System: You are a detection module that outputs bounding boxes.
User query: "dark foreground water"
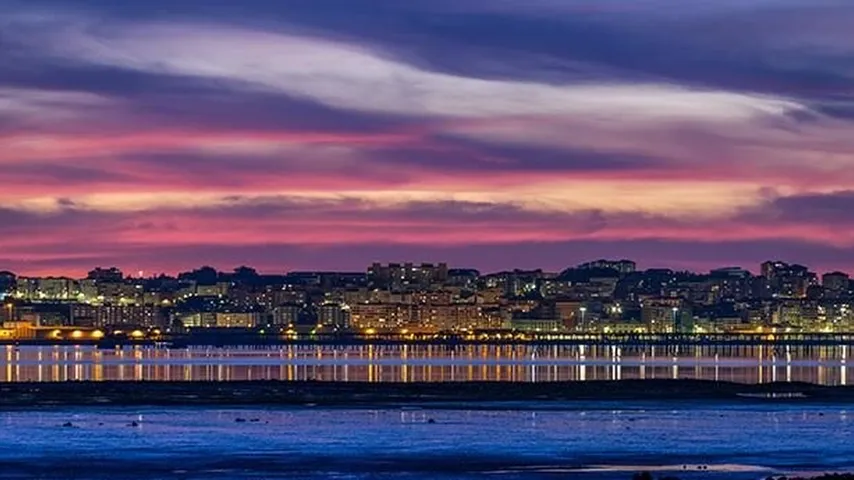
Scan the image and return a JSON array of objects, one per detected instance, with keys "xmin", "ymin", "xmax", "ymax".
[{"xmin": 1, "ymin": 402, "xmax": 852, "ymax": 479}]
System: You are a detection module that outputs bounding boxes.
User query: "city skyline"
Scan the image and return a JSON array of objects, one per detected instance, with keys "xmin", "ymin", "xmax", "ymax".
[
  {"xmin": 3, "ymin": 2, "xmax": 852, "ymax": 477},
  {"xmin": 2, "ymin": 258, "xmax": 854, "ymax": 279},
  {"xmin": 3, "ymin": 1, "xmax": 854, "ymax": 275},
  {"xmin": 4, "ymin": 259, "xmax": 854, "ymax": 338}
]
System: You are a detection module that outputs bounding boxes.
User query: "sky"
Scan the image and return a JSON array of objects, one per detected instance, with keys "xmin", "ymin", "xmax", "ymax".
[{"xmin": 1, "ymin": 0, "xmax": 853, "ymax": 276}]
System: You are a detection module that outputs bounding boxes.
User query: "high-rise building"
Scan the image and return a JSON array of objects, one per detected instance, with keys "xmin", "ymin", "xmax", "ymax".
[
  {"xmin": 760, "ymin": 261, "xmax": 816, "ymax": 298},
  {"xmin": 0, "ymin": 271, "xmax": 16, "ymax": 297},
  {"xmin": 577, "ymin": 259, "xmax": 636, "ymax": 275},
  {"xmin": 761, "ymin": 261, "xmax": 787, "ymax": 280},
  {"xmin": 822, "ymin": 272, "xmax": 850, "ymax": 299},
  {"xmin": 708, "ymin": 267, "xmax": 753, "ymax": 302},
  {"xmin": 270, "ymin": 304, "xmax": 302, "ymax": 326},
  {"xmin": 86, "ymin": 267, "xmax": 124, "ymax": 283},
  {"xmin": 318, "ymin": 302, "xmax": 351, "ymax": 329},
  {"xmin": 367, "ymin": 263, "xmax": 449, "ymax": 289}
]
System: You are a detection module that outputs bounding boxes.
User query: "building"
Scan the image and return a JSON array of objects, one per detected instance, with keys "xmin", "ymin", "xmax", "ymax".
[
  {"xmin": 270, "ymin": 304, "xmax": 302, "ymax": 326},
  {"xmin": 71, "ymin": 304, "xmax": 165, "ymax": 328},
  {"xmin": 195, "ymin": 282, "xmax": 230, "ymax": 297},
  {"xmin": 510, "ymin": 316, "xmax": 561, "ymax": 332},
  {"xmin": 95, "ymin": 281, "xmax": 140, "ymax": 305},
  {"xmin": 262, "ymin": 287, "xmax": 307, "ymax": 308},
  {"xmin": 349, "ymin": 303, "xmax": 408, "ymax": 329},
  {"xmin": 577, "ymin": 259, "xmax": 636, "ymax": 275},
  {"xmin": 215, "ymin": 312, "xmax": 259, "ymax": 328},
  {"xmin": 446, "ymin": 269, "xmax": 480, "ymax": 288},
  {"xmin": 367, "ymin": 263, "xmax": 449, "ymax": 289},
  {"xmin": 641, "ymin": 298, "xmax": 692, "ymax": 333},
  {"xmin": 178, "ymin": 312, "xmax": 216, "ymax": 328},
  {"xmin": 87, "ymin": 267, "xmax": 124, "ymax": 282},
  {"xmin": 14, "ymin": 277, "xmax": 79, "ymax": 301},
  {"xmin": 411, "ymin": 304, "xmax": 484, "ymax": 331},
  {"xmin": 480, "ymin": 306, "xmax": 510, "ymax": 330},
  {"xmin": 554, "ymin": 300, "xmax": 584, "ymax": 330},
  {"xmin": 707, "ymin": 267, "xmax": 753, "ymax": 302},
  {"xmin": 0, "ymin": 271, "xmax": 16, "ymax": 296},
  {"xmin": 772, "ymin": 301, "xmax": 820, "ymax": 330},
  {"xmin": 13, "ymin": 304, "xmax": 72, "ymax": 326},
  {"xmin": 760, "ymin": 261, "xmax": 817, "ymax": 298},
  {"xmin": 0, "ymin": 322, "xmax": 35, "ymax": 339},
  {"xmin": 819, "ymin": 303, "xmax": 854, "ymax": 331},
  {"xmin": 318, "ymin": 302, "xmax": 351, "ymax": 329},
  {"xmin": 823, "ymin": 272, "xmax": 850, "ymax": 299}
]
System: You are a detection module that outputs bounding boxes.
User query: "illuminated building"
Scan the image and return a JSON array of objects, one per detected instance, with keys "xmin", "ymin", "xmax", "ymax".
[
  {"xmin": 367, "ymin": 263, "xmax": 449, "ymax": 289},
  {"xmin": 819, "ymin": 303, "xmax": 854, "ymax": 331},
  {"xmin": 261, "ymin": 287, "xmax": 306, "ymax": 309},
  {"xmin": 349, "ymin": 303, "xmax": 408, "ymax": 329},
  {"xmin": 271, "ymin": 304, "xmax": 302, "ymax": 326},
  {"xmin": 94, "ymin": 281, "xmax": 140, "ymax": 305},
  {"xmin": 760, "ymin": 261, "xmax": 817, "ymax": 298},
  {"xmin": 195, "ymin": 282, "xmax": 231, "ymax": 297},
  {"xmin": 71, "ymin": 304, "xmax": 165, "ymax": 328},
  {"xmin": 411, "ymin": 304, "xmax": 483, "ymax": 331},
  {"xmin": 772, "ymin": 301, "xmax": 820, "ymax": 330},
  {"xmin": 0, "ymin": 322, "xmax": 35, "ymax": 339},
  {"xmin": 554, "ymin": 301, "xmax": 584, "ymax": 330},
  {"xmin": 14, "ymin": 277, "xmax": 79, "ymax": 301},
  {"xmin": 4, "ymin": 259, "xmax": 854, "ymax": 336},
  {"xmin": 215, "ymin": 312, "xmax": 259, "ymax": 328},
  {"xmin": 577, "ymin": 259, "xmax": 636, "ymax": 274},
  {"xmin": 318, "ymin": 302, "xmax": 351, "ymax": 329},
  {"xmin": 641, "ymin": 298, "xmax": 692, "ymax": 333},
  {"xmin": 510, "ymin": 317, "xmax": 561, "ymax": 332},
  {"xmin": 179, "ymin": 312, "xmax": 216, "ymax": 328}
]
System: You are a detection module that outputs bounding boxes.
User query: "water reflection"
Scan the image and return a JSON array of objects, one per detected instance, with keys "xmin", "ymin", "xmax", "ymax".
[{"xmin": 0, "ymin": 344, "xmax": 851, "ymax": 384}]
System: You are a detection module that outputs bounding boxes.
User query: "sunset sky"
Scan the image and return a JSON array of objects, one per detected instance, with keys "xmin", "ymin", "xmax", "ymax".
[{"xmin": 2, "ymin": 0, "xmax": 854, "ymax": 276}]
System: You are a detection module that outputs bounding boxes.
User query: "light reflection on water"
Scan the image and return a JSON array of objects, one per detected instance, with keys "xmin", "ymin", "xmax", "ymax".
[{"xmin": 0, "ymin": 344, "xmax": 851, "ymax": 384}]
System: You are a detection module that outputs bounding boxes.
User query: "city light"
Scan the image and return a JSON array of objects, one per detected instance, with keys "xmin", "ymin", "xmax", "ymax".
[{"xmin": 0, "ymin": 260, "xmax": 848, "ymax": 342}]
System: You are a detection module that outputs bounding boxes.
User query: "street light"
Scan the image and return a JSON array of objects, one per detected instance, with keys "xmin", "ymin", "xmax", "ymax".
[
  {"xmin": 672, "ymin": 307, "xmax": 680, "ymax": 333},
  {"xmin": 579, "ymin": 306, "xmax": 587, "ymax": 331}
]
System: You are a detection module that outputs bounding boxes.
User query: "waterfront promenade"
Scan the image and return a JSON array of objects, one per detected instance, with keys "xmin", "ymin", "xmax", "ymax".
[{"xmin": 5, "ymin": 332, "xmax": 854, "ymax": 347}]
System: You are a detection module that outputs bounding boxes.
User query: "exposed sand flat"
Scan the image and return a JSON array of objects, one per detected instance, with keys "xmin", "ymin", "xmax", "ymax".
[{"xmin": 1, "ymin": 379, "xmax": 854, "ymax": 407}]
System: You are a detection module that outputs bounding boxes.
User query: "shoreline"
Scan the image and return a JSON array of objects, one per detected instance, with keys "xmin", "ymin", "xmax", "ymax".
[
  {"xmin": 5, "ymin": 339, "xmax": 854, "ymax": 347},
  {"xmin": 4, "ymin": 332, "xmax": 854, "ymax": 347},
  {"xmin": 3, "ymin": 379, "xmax": 854, "ymax": 408}
]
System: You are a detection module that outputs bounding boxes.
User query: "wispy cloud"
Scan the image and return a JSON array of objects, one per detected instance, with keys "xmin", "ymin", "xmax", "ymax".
[
  {"xmin": 1, "ymin": 1, "xmax": 853, "ymax": 275},
  {"xmin": 7, "ymin": 15, "xmax": 808, "ymax": 122}
]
